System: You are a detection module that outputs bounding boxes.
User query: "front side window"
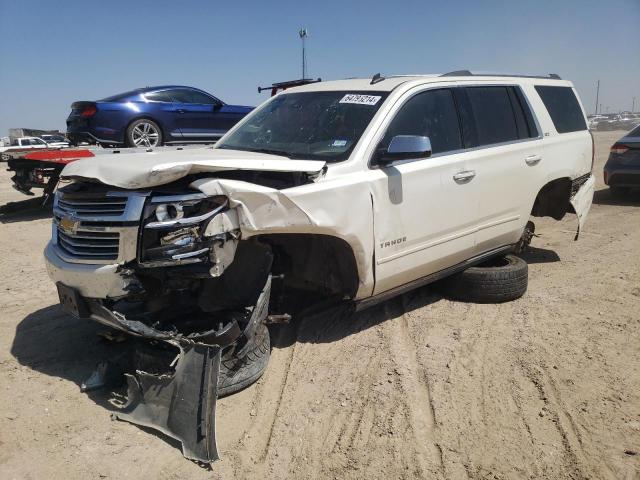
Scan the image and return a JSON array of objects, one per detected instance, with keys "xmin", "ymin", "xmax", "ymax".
[
  {"xmin": 217, "ymin": 91, "xmax": 389, "ymax": 162},
  {"xmin": 380, "ymin": 88, "xmax": 462, "ymax": 155},
  {"xmin": 535, "ymin": 86, "xmax": 587, "ymax": 133}
]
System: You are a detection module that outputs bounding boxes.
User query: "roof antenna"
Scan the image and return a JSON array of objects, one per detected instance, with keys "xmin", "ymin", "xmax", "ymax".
[{"xmin": 370, "ymin": 73, "xmax": 385, "ymax": 85}]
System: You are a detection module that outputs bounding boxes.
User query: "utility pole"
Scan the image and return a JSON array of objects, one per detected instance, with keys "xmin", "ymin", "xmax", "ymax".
[
  {"xmin": 594, "ymin": 80, "xmax": 600, "ymax": 115},
  {"xmin": 299, "ymin": 28, "xmax": 308, "ymax": 79}
]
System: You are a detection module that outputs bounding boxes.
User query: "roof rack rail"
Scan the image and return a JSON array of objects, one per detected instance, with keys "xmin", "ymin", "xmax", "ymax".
[{"xmin": 440, "ymin": 70, "xmax": 562, "ymax": 80}]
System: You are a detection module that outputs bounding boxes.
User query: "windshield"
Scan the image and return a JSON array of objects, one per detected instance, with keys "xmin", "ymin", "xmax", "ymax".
[{"xmin": 217, "ymin": 91, "xmax": 389, "ymax": 162}]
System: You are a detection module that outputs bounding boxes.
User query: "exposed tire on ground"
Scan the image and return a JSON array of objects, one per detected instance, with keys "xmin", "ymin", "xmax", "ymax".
[
  {"xmin": 218, "ymin": 321, "xmax": 271, "ymax": 397},
  {"xmin": 441, "ymin": 254, "xmax": 528, "ymax": 303},
  {"xmin": 610, "ymin": 186, "xmax": 629, "ymax": 199},
  {"xmin": 125, "ymin": 118, "xmax": 163, "ymax": 147}
]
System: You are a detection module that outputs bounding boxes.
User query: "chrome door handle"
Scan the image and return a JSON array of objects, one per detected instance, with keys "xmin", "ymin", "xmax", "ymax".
[
  {"xmin": 453, "ymin": 170, "xmax": 476, "ymax": 183},
  {"xmin": 525, "ymin": 155, "xmax": 541, "ymax": 166},
  {"xmin": 176, "ymin": 109, "xmax": 186, "ymax": 114}
]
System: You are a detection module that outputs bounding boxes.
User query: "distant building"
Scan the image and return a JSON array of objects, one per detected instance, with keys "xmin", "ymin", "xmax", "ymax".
[{"xmin": 8, "ymin": 128, "xmax": 66, "ymax": 141}]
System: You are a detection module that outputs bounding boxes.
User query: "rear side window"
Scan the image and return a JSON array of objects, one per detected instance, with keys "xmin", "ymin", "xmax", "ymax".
[
  {"xmin": 382, "ymin": 88, "xmax": 462, "ymax": 154},
  {"xmin": 465, "ymin": 87, "xmax": 519, "ymax": 145},
  {"xmin": 510, "ymin": 88, "xmax": 539, "ymax": 138},
  {"xmin": 171, "ymin": 89, "xmax": 217, "ymax": 105},
  {"xmin": 628, "ymin": 125, "xmax": 640, "ymax": 137},
  {"xmin": 535, "ymin": 86, "xmax": 587, "ymax": 133},
  {"xmin": 145, "ymin": 91, "xmax": 174, "ymax": 102}
]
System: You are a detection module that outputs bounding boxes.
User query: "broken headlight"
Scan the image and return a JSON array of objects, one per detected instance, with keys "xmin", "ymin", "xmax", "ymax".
[{"xmin": 139, "ymin": 193, "xmax": 227, "ymax": 265}]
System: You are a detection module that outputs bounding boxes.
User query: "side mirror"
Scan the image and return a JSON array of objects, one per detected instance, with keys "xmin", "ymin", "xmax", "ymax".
[
  {"xmin": 375, "ymin": 135, "xmax": 432, "ymax": 165},
  {"xmin": 212, "ymin": 102, "xmax": 223, "ymax": 111}
]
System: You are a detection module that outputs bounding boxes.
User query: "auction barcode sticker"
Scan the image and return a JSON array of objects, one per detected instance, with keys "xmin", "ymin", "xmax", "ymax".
[{"xmin": 339, "ymin": 94, "xmax": 382, "ymax": 106}]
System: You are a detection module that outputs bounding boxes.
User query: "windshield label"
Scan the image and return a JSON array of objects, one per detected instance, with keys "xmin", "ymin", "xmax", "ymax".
[
  {"xmin": 339, "ymin": 94, "xmax": 381, "ymax": 106},
  {"xmin": 332, "ymin": 139, "xmax": 348, "ymax": 147}
]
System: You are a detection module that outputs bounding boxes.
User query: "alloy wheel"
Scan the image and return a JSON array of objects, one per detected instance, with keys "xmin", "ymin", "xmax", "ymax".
[{"xmin": 132, "ymin": 122, "xmax": 160, "ymax": 147}]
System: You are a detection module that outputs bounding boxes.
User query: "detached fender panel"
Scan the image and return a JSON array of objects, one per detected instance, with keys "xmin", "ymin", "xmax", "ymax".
[{"xmin": 570, "ymin": 174, "xmax": 595, "ymax": 239}]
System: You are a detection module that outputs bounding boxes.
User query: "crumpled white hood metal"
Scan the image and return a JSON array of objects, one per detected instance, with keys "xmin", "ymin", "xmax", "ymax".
[{"xmin": 60, "ymin": 147, "xmax": 326, "ymax": 189}]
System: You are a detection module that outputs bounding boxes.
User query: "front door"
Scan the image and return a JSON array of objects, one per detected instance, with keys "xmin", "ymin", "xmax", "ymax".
[
  {"xmin": 369, "ymin": 87, "xmax": 479, "ymax": 294},
  {"xmin": 171, "ymin": 89, "xmax": 225, "ymax": 140}
]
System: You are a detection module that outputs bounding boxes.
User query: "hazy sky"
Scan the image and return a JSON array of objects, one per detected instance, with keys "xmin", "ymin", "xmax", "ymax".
[{"xmin": 0, "ymin": 0, "xmax": 638, "ymax": 135}]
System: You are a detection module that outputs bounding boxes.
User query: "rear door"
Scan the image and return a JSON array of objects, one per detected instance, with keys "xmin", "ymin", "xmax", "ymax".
[
  {"xmin": 457, "ymin": 85, "xmax": 544, "ymax": 254},
  {"xmin": 170, "ymin": 88, "xmax": 226, "ymax": 140}
]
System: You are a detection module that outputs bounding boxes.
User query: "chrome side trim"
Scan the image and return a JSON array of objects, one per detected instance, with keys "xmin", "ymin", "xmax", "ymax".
[{"xmin": 377, "ymin": 215, "xmax": 520, "ymax": 264}]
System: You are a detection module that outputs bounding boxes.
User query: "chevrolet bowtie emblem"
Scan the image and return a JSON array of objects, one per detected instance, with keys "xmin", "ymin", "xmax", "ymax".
[{"xmin": 59, "ymin": 216, "xmax": 79, "ymax": 235}]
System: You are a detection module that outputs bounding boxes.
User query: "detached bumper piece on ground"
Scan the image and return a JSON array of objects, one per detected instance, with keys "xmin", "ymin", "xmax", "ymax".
[
  {"xmin": 75, "ymin": 276, "xmax": 272, "ymax": 465},
  {"xmin": 117, "ymin": 342, "xmax": 222, "ymax": 464}
]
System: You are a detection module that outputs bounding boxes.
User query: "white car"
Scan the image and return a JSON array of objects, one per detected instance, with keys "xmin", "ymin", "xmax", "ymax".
[
  {"xmin": 43, "ymin": 71, "xmax": 595, "ymax": 463},
  {"xmin": 588, "ymin": 115, "xmax": 608, "ymax": 130},
  {"xmin": 0, "ymin": 136, "xmax": 50, "ymax": 154}
]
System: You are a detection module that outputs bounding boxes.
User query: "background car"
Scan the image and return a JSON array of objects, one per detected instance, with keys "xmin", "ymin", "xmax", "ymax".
[
  {"xmin": 617, "ymin": 114, "xmax": 640, "ymax": 131},
  {"xmin": 66, "ymin": 86, "xmax": 254, "ymax": 147},
  {"xmin": 40, "ymin": 134, "xmax": 70, "ymax": 148},
  {"xmin": 604, "ymin": 124, "xmax": 640, "ymax": 197},
  {"xmin": 588, "ymin": 115, "xmax": 609, "ymax": 130}
]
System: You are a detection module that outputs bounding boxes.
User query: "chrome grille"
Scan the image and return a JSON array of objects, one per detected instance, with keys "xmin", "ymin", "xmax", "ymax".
[
  {"xmin": 57, "ymin": 229, "xmax": 120, "ymax": 261},
  {"xmin": 52, "ymin": 186, "xmax": 148, "ymax": 264},
  {"xmin": 57, "ymin": 195, "xmax": 128, "ymax": 216}
]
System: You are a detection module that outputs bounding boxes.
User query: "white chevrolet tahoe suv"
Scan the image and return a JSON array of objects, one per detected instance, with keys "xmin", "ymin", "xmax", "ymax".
[{"xmin": 43, "ymin": 72, "xmax": 594, "ymax": 463}]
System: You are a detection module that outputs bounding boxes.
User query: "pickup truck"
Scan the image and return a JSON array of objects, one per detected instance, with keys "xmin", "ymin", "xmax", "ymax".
[{"xmin": 43, "ymin": 72, "xmax": 595, "ymax": 463}]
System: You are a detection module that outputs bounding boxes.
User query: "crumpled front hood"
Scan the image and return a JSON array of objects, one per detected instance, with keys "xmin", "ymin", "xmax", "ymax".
[{"xmin": 60, "ymin": 147, "xmax": 326, "ymax": 189}]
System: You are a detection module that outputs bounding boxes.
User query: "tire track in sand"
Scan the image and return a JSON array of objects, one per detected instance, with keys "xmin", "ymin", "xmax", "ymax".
[{"xmin": 382, "ymin": 298, "xmax": 445, "ymax": 478}]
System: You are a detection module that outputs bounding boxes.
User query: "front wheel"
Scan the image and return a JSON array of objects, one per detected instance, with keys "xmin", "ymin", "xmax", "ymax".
[{"xmin": 126, "ymin": 119, "xmax": 162, "ymax": 148}]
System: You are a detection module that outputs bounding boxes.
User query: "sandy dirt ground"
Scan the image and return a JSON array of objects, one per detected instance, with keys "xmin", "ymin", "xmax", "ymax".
[{"xmin": 0, "ymin": 131, "xmax": 639, "ymax": 480}]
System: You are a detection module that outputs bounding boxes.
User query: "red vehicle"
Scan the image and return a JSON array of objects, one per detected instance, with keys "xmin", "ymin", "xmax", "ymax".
[{"xmin": 2, "ymin": 149, "xmax": 95, "ymax": 198}]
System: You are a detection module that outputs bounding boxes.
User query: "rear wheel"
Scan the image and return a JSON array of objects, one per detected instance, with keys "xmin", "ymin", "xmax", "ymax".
[
  {"xmin": 126, "ymin": 119, "xmax": 162, "ymax": 147},
  {"xmin": 441, "ymin": 254, "xmax": 528, "ymax": 303}
]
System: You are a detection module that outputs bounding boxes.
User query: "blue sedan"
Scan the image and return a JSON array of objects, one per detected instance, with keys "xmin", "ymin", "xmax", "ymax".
[{"xmin": 66, "ymin": 86, "xmax": 253, "ymax": 147}]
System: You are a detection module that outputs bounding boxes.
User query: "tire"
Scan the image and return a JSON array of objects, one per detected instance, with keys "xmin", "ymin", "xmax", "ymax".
[
  {"xmin": 126, "ymin": 119, "xmax": 163, "ymax": 147},
  {"xmin": 442, "ymin": 254, "xmax": 528, "ymax": 303},
  {"xmin": 610, "ymin": 186, "xmax": 629, "ymax": 199},
  {"xmin": 218, "ymin": 321, "xmax": 271, "ymax": 397}
]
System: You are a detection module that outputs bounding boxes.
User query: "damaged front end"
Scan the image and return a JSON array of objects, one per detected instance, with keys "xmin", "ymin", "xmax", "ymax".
[{"xmin": 45, "ymin": 181, "xmax": 277, "ymax": 464}]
